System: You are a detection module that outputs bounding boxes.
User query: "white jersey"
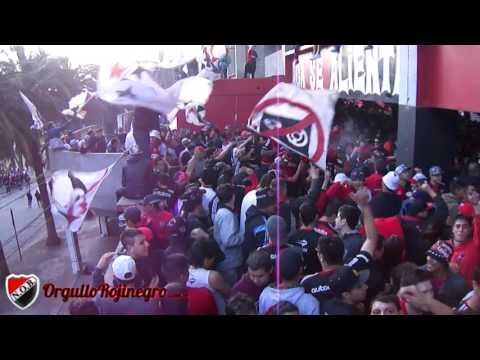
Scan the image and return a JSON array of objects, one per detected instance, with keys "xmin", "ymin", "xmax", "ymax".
[
  {"xmin": 187, "ymin": 267, "xmax": 211, "ymax": 290},
  {"xmin": 200, "ymin": 187, "xmax": 216, "ymax": 213},
  {"xmin": 240, "ymin": 189, "xmax": 257, "ymax": 239}
]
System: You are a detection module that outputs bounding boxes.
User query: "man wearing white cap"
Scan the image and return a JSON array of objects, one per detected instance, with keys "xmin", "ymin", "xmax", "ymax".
[
  {"xmin": 149, "ymin": 129, "xmax": 163, "ymax": 160},
  {"xmin": 370, "ymin": 171, "xmax": 403, "ymax": 218},
  {"xmin": 94, "ymin": 255, "xmax": 161, "ymax": 315},
  {"xmin": 394, "ymin": 164, "xmax": 412, "ymax": 200},
  {"xmin": 325, "ymin": 173, "xmax": 353, "ymax": 203}
]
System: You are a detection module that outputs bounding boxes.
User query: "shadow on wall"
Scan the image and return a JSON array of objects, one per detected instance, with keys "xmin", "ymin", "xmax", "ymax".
[{"xmin": 48, "ymin": 149, "xmax": 127, "ymax": 215}]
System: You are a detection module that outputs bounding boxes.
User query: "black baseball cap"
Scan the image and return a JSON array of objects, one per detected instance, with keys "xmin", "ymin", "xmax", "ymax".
[
  {"xmin": 144, "ymin": 194, "xmax": 162, "ymax": 205},
  {"xmin": 329, "ymin": 266, "xmax": 370, "ymax": 296},
  {"xmin": 279, "ymin": 248, "xmax": 304, "ymax": 281},
  {"xmin": 121, "ymin": 206, "xmax": 142, "ymax": 223}
]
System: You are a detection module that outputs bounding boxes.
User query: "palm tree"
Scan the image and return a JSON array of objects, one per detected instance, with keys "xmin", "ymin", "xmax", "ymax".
[{"xmin": 0, "ymin": 46, "xmax": 83, "ymax": 246}]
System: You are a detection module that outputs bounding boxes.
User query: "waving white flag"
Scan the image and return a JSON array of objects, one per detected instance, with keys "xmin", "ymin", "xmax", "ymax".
[
  {"xmin": 19, "ymin": 91, "xmax": 44, "ymax": 130},
  {"xmin": 247, "ymin": 83, "xmax": 338, "ymax": 170},
  {"xmin": 96, "ymin": 62, "xmax": 213, "ymax": 116},
  {"xmin": 61, "ymin": 90, "xmax": 95, "ymax": 119}
]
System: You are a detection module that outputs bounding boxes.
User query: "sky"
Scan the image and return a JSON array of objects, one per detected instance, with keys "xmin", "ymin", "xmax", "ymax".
[{"xmin": 0, "ymin": 45, "xmax": 187, "ymax": 67}]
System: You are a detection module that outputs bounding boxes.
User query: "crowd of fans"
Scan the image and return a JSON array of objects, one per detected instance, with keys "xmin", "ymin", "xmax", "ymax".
[
  {"xmin": 66, "ymin": 107, "xmax": 480, "ymax": 315},
  {"xmin": 0, "ymin": 166, "xmax": 30, "ymax": 193}
]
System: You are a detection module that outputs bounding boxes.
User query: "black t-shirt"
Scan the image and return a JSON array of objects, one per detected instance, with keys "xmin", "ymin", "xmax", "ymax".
[
  {"xmin": 301, "ymin": 251, "xmax": 372, "ymax": 305},
  {"xmin": 365, "ymin": 260, "xmax": 386, "ymax": 304},
  {"xmin": 289, "ymin": 228, "xmax": 322, "ymax": 275},
  {"xmin": 370, "ymin": 191, "xmax": 402, "ymax": 218},
  {"xmin": 342, "ymin": 232, "xmax": 364, "ymax": 263}
]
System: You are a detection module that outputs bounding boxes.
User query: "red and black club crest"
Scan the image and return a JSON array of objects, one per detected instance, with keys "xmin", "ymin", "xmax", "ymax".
[{"xmin": 5, "ymin": 274, "xmax": 40, "ymax": 310}]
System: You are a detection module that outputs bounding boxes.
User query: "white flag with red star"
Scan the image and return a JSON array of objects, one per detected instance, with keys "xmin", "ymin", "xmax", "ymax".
[{"xmin": 96, "ymin": 63, "xmax": 213, "ymax": 115}]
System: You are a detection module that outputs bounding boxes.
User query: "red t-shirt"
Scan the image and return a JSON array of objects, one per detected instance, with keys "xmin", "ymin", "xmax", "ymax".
[
  {"xmin": 448, "ymin": 240, "xmax": 480, "ymax": 286},
  {"xmin": 359, "ymin": 216, "xmax": 407, "ymax": 261},
  {"xmin": 448, "ymin": 215, "xmax": 480, "ymax": 285},
  {"xmin": 187, "ymin": 288, "xmax": 218, "ymax": 315},
  {"xmin": 245, "ymin": 173, "xmax": 258, "ymax": 194},
  {"xmin": 142, "ymin": 210, "xmax": 174, "ymax": 249},
  {"xmin": 364, "ymin": 173, "xmax": 383, "ymax": 195},
  {"xmin": 396, "ymin": 184, "xmax": 407, "ymax": 200},
  {"xmin": 326, "ymin": 182, "xmax": 353, "ymax": 201},
  {"xmin": 247, "ymin": 48, "xmax": 257, "ymax": 64}
]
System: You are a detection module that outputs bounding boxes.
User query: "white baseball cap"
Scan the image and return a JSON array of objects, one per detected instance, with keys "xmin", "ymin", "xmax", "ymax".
[
  {"xmin": 394, "ymin": 164, "xmax": 411, "ymax": 176},
  {"xmin": 383, "ymin": 171, "xmax": 400, "ymax": 192},
  {"xmin": 412, "ymin": 173, "xmax": 428, "ymax": 183},
  {"xmin": 149, "ymin": 129, "xmax": 162, "ymax": 140},
  {"xmin": 334, "ymin": 173, "xmax": 350, "ymax": 184},
  {"xmin": 112, "ymin": 255, "xmax": 137, "ymax": 282}
]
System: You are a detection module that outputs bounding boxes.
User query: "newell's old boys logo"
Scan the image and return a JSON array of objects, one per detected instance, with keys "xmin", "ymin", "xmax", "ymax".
[{"xmin": 5, "ymin": 274, "xmax": 40, "ymax": 310}]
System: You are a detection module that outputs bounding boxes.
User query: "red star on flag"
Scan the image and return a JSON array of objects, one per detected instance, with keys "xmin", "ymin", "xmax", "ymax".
[{"xmin": 110, "ymin": 63, "xmax": 125, "ymax": 79}]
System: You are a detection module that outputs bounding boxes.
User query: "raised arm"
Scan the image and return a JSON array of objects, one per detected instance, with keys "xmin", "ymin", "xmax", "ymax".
[
  {"xmin": 398, "ymin": 285, "xmax": 454, "ymax": 315},
  {"xmin": 351, "ymin": 187, "xmax": 378, "ymax": 257},
  {"xmin": 285, "ymin": 160, "xmax": 307, "ymax": 183},
  {"xmin": 214, "ymin": 141, "xmax": 236, "ymax": 161},
  {"xmin": 420, "ymin": 183, "xmax": 448, "ymax": 225}
]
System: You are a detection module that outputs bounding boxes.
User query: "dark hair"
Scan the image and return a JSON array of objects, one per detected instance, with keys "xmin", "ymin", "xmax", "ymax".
[
  {"xmin": 450, "ymin": 177, "xmax": 467, "ymax": 195},
  {"xmin": 259, "ymin": 171, "xmax": 275, "ymax": 189},
  {"xmin": 317, "ymin": 236, "xmax": 344, "ymax": 265},
  {"xmin": 246, "ymin": 250, "xmax": 273, "ymax": 272},
  {"xmin": 338, "ymin": 205, "xmax": 361, "ymax": 229},
  {"xmin": 400, "ymin": 268, "xmax": 432, "ymax": 287},
  {"xmin": 383, "ymin": 235, "xmax": 404, "ymax": 271},
  {"xmin": 225, "ymin": 293, "xmax": 257, "ymax": 315},
  {"xmin": 120, "ymin": 229, "xmax": 142, "ymax": 249},
  {"xmin": 216, "ymin": 184, "xmax": 235, "ymax": 204},
  {"xmin": 453, "ymin": 214, "xmax": 473, "ymax": 228},
  {"xmin": 201, "ymin": 167, "xmax": 218, "ymax": 188},
  {"xmin": 372, "ymin": 293, "xmax": 400, "ymax": 311},
  {"xmin": 162, "ymin": 254, "xmax": 189, "ymax": 283},
  {"xmin": 190, "ymin": 239, "xmax": 217, "ymax": 267},
  {"xmin": 267, "ymin": 301, "xmax": 299, "ymax": 315},
  {"xmin": 69, "ymin": 299, "xmax": 98, "ymax": 315},
  {"xmin": 390, "ymin": 262, "xmax": 417, "ymax": 294},
  {"xmin": 299, "ymin": 202, "xmax": 317, "ymax": 226}
]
